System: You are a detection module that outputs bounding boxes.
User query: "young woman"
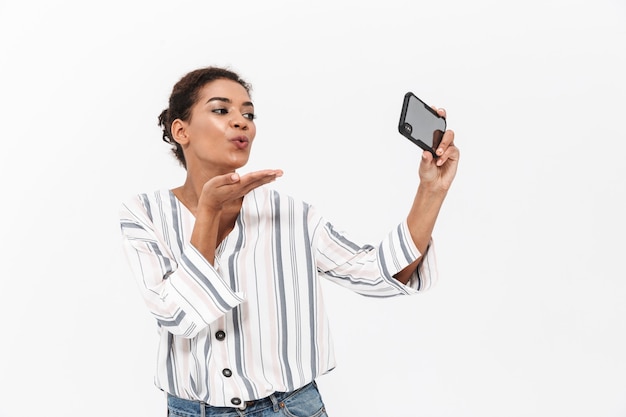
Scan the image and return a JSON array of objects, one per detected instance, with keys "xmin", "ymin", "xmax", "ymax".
[{"xmin": 119, "ymin": 66, "xmax": 459, "ymax": 417}]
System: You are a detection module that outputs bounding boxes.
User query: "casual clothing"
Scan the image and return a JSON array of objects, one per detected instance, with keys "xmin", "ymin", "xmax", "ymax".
[
  {"xmin": 119, "ymin": 187, "xmax": 437, "ymax": 408},
  {"xmin": 167, "ymin": 381, "xmax": 327, "ymax": 417}
]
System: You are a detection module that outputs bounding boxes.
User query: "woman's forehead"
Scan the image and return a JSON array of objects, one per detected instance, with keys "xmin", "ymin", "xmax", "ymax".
[{"xmin": 198, "ymin": 79, "xmax": 252, "ymax": 104}]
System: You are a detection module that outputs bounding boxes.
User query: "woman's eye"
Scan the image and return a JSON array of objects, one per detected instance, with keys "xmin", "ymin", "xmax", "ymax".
[
  {"xmin": 212, "ymin": 108, "xmax": 228, "ymax": 115},
  {"xmin": 243, "ymin": 113, "xmax": 256, "ymax": 121}
]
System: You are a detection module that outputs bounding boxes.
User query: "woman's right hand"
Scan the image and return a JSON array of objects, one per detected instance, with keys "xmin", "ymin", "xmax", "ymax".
[{"xmin": 197, "ymin": 169, "xmax": 283, "ymax": 213}]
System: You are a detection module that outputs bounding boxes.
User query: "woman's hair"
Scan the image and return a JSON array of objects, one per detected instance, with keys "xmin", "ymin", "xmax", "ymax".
[{"xmin": 158, "ymin": 67, "xmax": 252, "ymax": 168}]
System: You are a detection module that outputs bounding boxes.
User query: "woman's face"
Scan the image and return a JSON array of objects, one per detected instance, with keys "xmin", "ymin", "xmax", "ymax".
[{"xmin": 178, "ymin": 78, "xmax": 256, "ymax": 173}]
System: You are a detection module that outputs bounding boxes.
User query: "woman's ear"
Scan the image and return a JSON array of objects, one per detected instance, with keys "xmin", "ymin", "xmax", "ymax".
[{"xmin": 171, "ymin": 119, "xmax": 189, "ymax": 145}]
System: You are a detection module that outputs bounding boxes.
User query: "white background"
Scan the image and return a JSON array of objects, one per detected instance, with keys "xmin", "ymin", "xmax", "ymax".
[{"xmin": 1, "ymin": 1, "xmax": 625, "ymax": 416}]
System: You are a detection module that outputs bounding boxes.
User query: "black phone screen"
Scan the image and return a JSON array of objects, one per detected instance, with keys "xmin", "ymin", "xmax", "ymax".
[{"xmin": 398, "ymin": 92, "xmax": 446, "ymax": 156}]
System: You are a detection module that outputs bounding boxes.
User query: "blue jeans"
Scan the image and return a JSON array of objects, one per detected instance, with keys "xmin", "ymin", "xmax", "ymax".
[{"xmin": 167, "ymin": 381, "xmax": 328, "ymax": 417}]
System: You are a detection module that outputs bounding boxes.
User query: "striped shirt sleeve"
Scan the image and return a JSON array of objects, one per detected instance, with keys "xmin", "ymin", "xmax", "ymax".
[
  {"xmin": 119, "ymin": 193, "xmax": 244, "ymax": 338},
  {"xmin": 312, "ymin": 209, "xmax": 438, "ymax": 297}
]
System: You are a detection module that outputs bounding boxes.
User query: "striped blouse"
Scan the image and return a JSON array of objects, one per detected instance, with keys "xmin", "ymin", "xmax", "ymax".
[{"xmin": 119, "ymin": 186, "xmax": 437, "ymax": 407}]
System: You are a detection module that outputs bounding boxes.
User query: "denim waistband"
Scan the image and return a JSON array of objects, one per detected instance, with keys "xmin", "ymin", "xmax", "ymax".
[{"xmin": 167, "ymin": 382, "xmax": 315, "ymax": 416}]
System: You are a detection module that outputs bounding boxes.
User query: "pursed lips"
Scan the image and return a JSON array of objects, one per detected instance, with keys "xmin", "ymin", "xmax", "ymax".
[{"xmin": 229, "ymin": 135, "xmax": 250, "ymax": 149}]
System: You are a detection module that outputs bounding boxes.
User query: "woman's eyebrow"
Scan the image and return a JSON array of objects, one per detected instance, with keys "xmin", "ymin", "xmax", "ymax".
[
  {"xmin": 207, "ymin": 97, "xmax": 231, "ymax": 104},
  {"xmin": 207, "ymin": 97, "xmax": 254, "ymax": 107}
]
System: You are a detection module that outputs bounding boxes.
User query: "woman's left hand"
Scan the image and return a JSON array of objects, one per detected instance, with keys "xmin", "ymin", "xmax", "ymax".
[{"xmin": 418, "ymin": 107, "xmax": 460, "ymax": 192}]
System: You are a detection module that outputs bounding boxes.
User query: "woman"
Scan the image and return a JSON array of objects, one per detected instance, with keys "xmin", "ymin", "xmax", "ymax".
[{"xmin": 119, "ymin": 66, "xmax": 459, "ymax": 416}]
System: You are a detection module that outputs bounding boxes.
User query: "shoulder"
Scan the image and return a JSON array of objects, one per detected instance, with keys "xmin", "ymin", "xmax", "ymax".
[{"xmin": 120, "ymin": 189, "xmax": 175, "ymax": 217}]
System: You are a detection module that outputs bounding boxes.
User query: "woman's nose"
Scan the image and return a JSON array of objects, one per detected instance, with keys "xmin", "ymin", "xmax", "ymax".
[{"xmin": 231, "ymin": 113, "xmax": 248, "ymax": 129}]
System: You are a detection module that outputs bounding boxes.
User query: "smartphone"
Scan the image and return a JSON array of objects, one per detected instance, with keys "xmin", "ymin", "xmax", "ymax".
[{"xmin": 398, "ymin": 92, "xmax": 446, "ymax": 157}]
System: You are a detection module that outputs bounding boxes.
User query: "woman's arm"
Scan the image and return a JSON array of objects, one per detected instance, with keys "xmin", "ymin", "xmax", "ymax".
[
  {"xmin": 119, "ymin": 195, "xmax": 244, "ymax": 338},
  {"xmin": 394, "ymin": 107, "xmax": 460, "ymax": 284}
]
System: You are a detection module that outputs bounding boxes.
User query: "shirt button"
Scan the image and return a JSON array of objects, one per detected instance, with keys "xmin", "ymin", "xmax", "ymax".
[
  {"xmin": 231, "ymin": 397, "xmax": 242, "ymax": 406},
  {"xmin": 222, "ymin": 368, "xmax": 232, "ymax": 377},
  {"xmin": 215, "ymin": 330, "xmax": 226, "ymax": 341}
]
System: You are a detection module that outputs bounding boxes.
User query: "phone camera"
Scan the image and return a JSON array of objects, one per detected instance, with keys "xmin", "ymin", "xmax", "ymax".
[{"xmin": 403, "ymin": 123, "xmax": 412, "ymax": 134}]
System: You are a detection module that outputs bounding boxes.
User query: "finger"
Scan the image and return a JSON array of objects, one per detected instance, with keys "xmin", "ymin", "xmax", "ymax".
[
  {"xmin": 431, "ymin": 106, "xmax": 446, "ymax": 119},
  {"xmin": 239, "ymin": 177, "xmax": 277, "ymax": 197},
  {"xmin": 238, "ymin": 169, "xmax": 283, "ymax": 193},
  {"xmin": 207, "ymin": 172, "xmax": 242, "ymax": 188},
  {"xmin": 435, "ymin": 129, "xmax": 455, "ymax": 157},
  {"xmin": 246, "ymin": 174, "xmax": 280, "ymax": 189},
  {"xmin": 436, "ymin": 143, "xmax": 459, "ymax": 166},
  {"xmin": 240, "ymin": 169, "xmax": 283, "ymax": 184},
  {"xmin": 422, "ymin": 149, "xmax": 434, "ymax": 164},
  {"xmin": 218, "ymin": 169, "xmax": 281, "ymax": 189}
]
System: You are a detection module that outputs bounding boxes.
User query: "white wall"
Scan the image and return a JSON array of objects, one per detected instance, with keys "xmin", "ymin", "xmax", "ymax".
[{"xmin": 1, "ymin": 1, "xmax": 625, "ymax": 416}]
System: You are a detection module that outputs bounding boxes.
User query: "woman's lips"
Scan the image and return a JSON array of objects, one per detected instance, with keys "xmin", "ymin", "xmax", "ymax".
[{"xmin": 230, "ymin": 136, "xmax": 249, "ymax": 150}]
